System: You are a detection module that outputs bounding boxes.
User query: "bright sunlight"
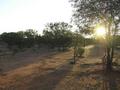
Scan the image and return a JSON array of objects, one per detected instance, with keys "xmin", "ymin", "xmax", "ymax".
[{"xmin": 95, "ymin": 26, "xmax": 106, "ymax": 38}]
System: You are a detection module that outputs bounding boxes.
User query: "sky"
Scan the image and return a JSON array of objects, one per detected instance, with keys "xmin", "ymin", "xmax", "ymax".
[{"xmin": 0, "ymin": 0, "xmax": 72, "ymax": 34}]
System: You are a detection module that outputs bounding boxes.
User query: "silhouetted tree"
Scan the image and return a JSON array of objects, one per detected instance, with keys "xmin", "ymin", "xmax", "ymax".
[
  {"xmin": 0, "ymin": 29, "xmax": 39, "ymax": 49},
  {"xmin": 71, "ymin": 0, "xmax": 120, "ymax": 71},
  {"xmin": 1, "ymin": 32, "xmax": 24, "ymax": 49},
  {"xmin": 72, "ymin": 31, "xmax": 84, "ymax": 63},
  {"xmin": 43, "ymin": 22, "xmax": 73, "ymax": 51},
  {"xmin": 24, "ymin": 29, "xmax": 38, "ymax": 48},
  {"xmin": 115, "ymin": 35, "xmax": 120, "ymax": 48},
  {"xmin": 35, "ymin": 35, "xmax": 44, "ymax": 47}
]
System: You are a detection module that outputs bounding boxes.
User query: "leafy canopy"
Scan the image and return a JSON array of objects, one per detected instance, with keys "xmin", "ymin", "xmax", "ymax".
[{"xmin": 71, "ymin": 0, "xmax": 120, "ymax": 34}]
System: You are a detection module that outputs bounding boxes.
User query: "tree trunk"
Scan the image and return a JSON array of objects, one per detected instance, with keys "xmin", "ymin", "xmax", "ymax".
[
  {"xmin": 106, "ymin": 22, "xmax": 113, "ymax": 72},
  {"xmin": 106, "ymin": 27, "xmax": 116, "ymax": 72},
  {"xmin": 73, "ymin": 44, "xmax": 77, "ymax": 64},
  {"xmin": 106, "ymin": 55, "xmax": 112, "ymax": 72}
]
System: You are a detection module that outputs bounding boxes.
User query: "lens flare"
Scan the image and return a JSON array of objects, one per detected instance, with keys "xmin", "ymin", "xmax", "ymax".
[{"xmin": 95, "ymin": 26, "xmax": 106, "ymax": 37}]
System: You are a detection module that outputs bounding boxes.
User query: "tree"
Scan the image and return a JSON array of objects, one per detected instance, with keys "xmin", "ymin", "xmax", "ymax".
[
  {"xmin": 24, "ymin": 29, "xmax": 38, "ymax": 48},
  {"xmin": 35, "ymin": 35, "xmax": 44, "ymax": 47},
  {"xmin": 71, "ymin": 0, "xmax": 120, "ymax": 71},
  {"xmin": 43, "ymin": 22, "xmax": 73, "ymax": 51},
  {"xmin": 115, "ymin": 35, "xmax": 120, "ymax": 47},
  {"xmin": 72, "ymin": 31, "xmax": 84, "ymax": 64},
  {"xmin": 0, "ymin": 29, "xmax": 39, "ymax": 50},
  {"xmin": 17, "ymin": 31, "xmax": 26, "ymax": 48},
  {"xmin": 0, "ymin": 32, "xmax": 24, "ymax": 49},
  {"xmin": 24, "ymin": 29, "xmax": 38, "ymax": 38}
]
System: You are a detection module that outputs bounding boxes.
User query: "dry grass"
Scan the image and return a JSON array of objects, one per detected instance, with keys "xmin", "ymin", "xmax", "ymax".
[{"xmin": 0, "ymin": 46, "xmax": 120, "ymax": 90}]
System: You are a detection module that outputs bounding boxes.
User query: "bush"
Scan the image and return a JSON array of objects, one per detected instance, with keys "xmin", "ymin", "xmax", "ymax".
[{"xmin": 77, "ymin": 47, "xmax": 85, "ymax": 57}]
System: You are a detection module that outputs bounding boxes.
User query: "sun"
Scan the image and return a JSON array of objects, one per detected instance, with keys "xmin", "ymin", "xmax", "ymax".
[{"xmin": 95, "ymin": 26, "xmax": 106, "ymax": 37}]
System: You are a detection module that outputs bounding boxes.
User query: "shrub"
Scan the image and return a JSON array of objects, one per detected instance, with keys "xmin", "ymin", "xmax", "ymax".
[{"xmin": 77, "ymin": 47, "xmax": 85, "ymax": 57}]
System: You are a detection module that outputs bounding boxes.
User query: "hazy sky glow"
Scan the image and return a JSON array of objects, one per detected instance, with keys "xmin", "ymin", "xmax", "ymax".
[{"xmin": 0, "ymin": 0, "xmax": 72, "ymax": 34}]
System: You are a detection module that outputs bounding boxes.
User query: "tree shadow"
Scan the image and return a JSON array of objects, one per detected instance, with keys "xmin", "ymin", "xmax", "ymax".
[
  {"xmin": 80, "ymin": 62, "xmax": 101, "ymax": 68},
  {"xmin": 78, "ymin": 64, "xmax": 120, "ymax": 90},
  {"xmin": 102, "ymin": 70, "xmax": 120, "ymax": 90},
  {"xmin": 27, "ymin": 61, "xmax": 73, "ymax": 90}
]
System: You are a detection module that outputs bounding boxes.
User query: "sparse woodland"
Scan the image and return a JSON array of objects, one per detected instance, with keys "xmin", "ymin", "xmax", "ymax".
[{"xmin": 0, "ymin": 0, "xmax": 120, "ymax": 90}]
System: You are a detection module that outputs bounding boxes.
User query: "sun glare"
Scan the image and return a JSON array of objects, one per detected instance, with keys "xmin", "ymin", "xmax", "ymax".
[{"xmin": 95, "ymin": 26, "xmax": 106, "ymax": 37}]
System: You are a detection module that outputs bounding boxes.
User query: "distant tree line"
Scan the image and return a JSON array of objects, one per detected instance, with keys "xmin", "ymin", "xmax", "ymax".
[
  {"xmin": 0, "ymin": 21, "xmax": 108, "ymax": 55},
  {"xmin": 0, "ymin": 22, "xmax": 74, "ymax": 51},
  {"xmin": 0, "ymin": 29, "xmax": 38, "ymax": 49}
]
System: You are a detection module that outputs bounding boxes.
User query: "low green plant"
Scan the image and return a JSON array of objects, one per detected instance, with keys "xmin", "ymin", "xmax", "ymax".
[{"xmin": 77, "ymin": 47, "xmax": 85, "ymax": 57}]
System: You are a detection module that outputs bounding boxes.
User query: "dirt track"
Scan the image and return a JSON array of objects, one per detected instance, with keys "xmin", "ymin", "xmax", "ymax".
[
  {"xmin": 0, "ymin": 49, "xmax": 73, "ymax": 90},
  {"xmin": 0, "ymin": 46, "xmax": 120, "ymax": 90}
]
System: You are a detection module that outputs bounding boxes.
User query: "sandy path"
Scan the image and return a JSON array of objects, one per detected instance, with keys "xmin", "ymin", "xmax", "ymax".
[
  {"xmin": 0, "ymin": 50, "xmax": 73, "ymax": 90},
  {"xmin": 0, "ymin": 46, "xmax": 119, "ymax": 90},
  {"xmin": 0, "ymin": 48, "xmax": 55, "ymax": 72}
]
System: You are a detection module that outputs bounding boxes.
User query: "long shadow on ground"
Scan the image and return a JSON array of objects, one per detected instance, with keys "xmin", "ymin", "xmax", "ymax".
[
  {"xmin": 102, "ymin": 70, "xmax": 119, "ymax": 90},
  {"xmin": 27, "ymin": 62, "xmax": 73, "ymax": 90},
  {"xmin": 77, "ymin": 63, "xmax": 120, "ymax": 90}
]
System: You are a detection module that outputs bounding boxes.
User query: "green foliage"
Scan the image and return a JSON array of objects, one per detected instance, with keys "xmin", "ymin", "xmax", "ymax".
[
  {"xmin": 24, "ymin": 29, "xmax": 38, "ymax": 48},
  {"xmin": 72, "ymin": 31, "xmax": 85, "ymax": 47},
  {"xmin": 71, "ymin": 0, "xmax": 120, "ymax": 35},
  {"xmin": 0, "ymin": 22, "xmax": 74, "ymax": 52},
  {"xmin": 0, "ymin": 32, "xmax": 24, "ymax": 49},
  {"xmin": 71, "ymin": 0, "xmax": 120, "ymax": 70},
  {"xmin": 115, "ymin": 35, "xmax": 120, "ymax": 47},
  {"xmin": 0, "ymin": 29, "xmax": 38, "ymax": 49},
  {"xmin": 35, "ymin": 35, "xmax": 44, "ymax": 47},
  {"xmin": 77, "ymin": 0, "xmax": 120, "ymax": 20},
  {"xmin": 43, "ymin": 22, "xmax": 73, "ymax": 50},
  {"xmin": 72, "ymin": 31, "xmax": 85, "ymax": 64},
  {"xmin": 77, "ymin": 47, "xmax": 84, "ymax": 57},
  {"xmin": 85, "ymin": 38, "xmax": 95, "ymax": 46}
]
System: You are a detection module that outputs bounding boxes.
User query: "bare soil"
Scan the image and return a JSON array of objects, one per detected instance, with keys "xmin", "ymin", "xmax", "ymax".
[{"xmin": 0, "ymin": 46, "xmax": 120, "ymax": 90}]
